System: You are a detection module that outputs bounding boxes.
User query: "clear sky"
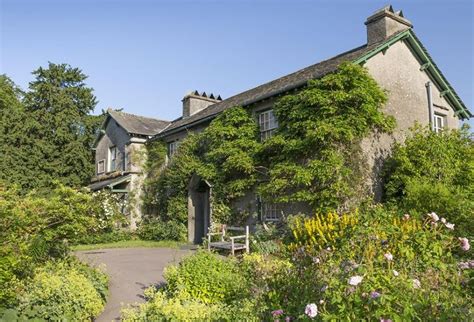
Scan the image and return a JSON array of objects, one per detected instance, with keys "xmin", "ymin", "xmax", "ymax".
[{"xmin": 1, "ymin": 0, "xmax": 473, "ymax": 126}]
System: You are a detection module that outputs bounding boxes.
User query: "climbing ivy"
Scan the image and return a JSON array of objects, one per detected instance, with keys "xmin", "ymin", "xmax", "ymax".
[
  {"xmin": 258, "ymin": 62, "xmax": 395, "ymax": 212},
  {"xmin": 143, "ymin": 107, "xmax": 259, "ymax": 226},
  {"xmin": 143, "ymin": 63, "xmax": 395, "ymax": 226}
]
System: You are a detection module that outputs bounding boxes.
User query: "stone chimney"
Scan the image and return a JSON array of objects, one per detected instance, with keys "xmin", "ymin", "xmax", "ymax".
[
  {"xmin": 182, "ymin": 90, "xmax": 222, "ymax": 118},
  {"xmin": 365, "ymin": 5, "xmax": 412, "ymax": 45}
]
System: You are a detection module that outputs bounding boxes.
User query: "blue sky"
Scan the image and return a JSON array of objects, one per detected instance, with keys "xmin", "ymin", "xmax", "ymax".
[{"xmin": 1, "ymin": 0, "xmax": 472, "ymax": 126}]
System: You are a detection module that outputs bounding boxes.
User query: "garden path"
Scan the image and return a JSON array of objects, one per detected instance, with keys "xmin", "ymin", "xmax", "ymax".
[{"xmin": 75, "ymin": 247, "xmax": 190, "ymax": 322}]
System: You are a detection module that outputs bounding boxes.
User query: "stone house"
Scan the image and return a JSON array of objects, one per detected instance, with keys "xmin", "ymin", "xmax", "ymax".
[
  {"xmin": 91, "ymin": 6, "xmax": 470, "ymax": 240},
  {"xmin": 89, "ymin": 109, "xmax": 169, "ymax": 229}
]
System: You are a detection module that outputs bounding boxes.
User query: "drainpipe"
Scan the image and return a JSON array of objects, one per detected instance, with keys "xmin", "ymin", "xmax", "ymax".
[{"xmin": 426, "ymin": 81, "xmax": 434, "ymax": 131}]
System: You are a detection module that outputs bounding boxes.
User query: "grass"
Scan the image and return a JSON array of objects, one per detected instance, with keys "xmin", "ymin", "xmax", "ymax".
[{"xmin": 71, "ymin": 239, "xmax": 187, "ymax": 251}]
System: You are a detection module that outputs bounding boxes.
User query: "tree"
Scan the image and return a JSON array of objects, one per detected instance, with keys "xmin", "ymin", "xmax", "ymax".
[
  {"xmin": 0, "ymin": 75, "xmax": 31, "ymax": 188},
  {"xmin": 22, "ymin": 63, "xmax": 99, "ymax": 189}
]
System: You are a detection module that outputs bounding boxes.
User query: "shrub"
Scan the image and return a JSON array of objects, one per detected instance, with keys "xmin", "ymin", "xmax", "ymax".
[
  {"xmin": 137, "ymin": 218, "xmax": 187, "ymax": 241},
  {"xmin": 164, "ymin": 251, "xmax": 248, "ymax": 305},
  {"xmin": 73, "ymin": 229, "xmax": 133, "ymax": 245},
  {"xmin": 17, "ymin": 260, "xmax": 107, "ymax": 320},
  {"xmin": 384, "ymin": 125, "xmax": 473, "ymax": 237},
  {"xmin": 270, "ymin": 206, "xmax": 473, "ymax": 320}
]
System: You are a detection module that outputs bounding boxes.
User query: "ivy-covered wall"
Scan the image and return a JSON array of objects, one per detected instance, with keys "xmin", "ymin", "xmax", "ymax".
[{"xmin": 142, "ymin": 63, "xmax": 395, "ymax": 229}]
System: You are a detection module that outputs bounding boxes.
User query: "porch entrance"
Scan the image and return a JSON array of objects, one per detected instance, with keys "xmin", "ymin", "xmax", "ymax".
[{"xmin": 187, "ymin": 175, "xmax": 211, "ymax": 244}]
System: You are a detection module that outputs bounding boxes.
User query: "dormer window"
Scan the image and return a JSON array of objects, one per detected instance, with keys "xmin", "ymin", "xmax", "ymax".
[
  {"xmin": 259, "ymin": 109, "xmax": 278, "ymax": 140},
  {"xmin": 109, "ymin": 146, "xmax": 117, "ymax": 171},
  {"xmin": 168, "ymin": 140, "xmax": 180, "ymax": 158}
]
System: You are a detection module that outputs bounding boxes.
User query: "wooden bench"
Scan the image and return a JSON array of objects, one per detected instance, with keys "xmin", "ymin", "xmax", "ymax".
[{"xmin": 207, "ymin": 225, "xmax": 250, "ymax": 255}]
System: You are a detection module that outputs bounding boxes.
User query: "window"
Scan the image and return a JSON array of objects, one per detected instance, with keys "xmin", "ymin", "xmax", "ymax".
[
  {"xmin": 168, "ymin": 140, "xmax": 180, "ymax": 158},
  {"xmin": 124, "ymin": 151, "xmax": 131, "ymax": 171},
  {"xmin": 261, "ymin": 201, "xmax": 281, "ymax": 222},
  {"xmin": 109, "ymin": 146, "xmax": 117, "ymax": 171},
  {"xmin": 259, "ymin": 109, "xmax": 278, "ymax": 140},
  {"xmin": 97, "ymin": 160, "xmax": 105, "ymax": 174},
  {"xmin": 433, "ymin": 114, "xmax": 446, "ymax": 133}
]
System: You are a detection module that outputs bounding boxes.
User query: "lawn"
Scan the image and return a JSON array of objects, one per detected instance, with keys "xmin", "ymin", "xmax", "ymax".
[{"xmin": 71, "ymin": 239, "xmax": 187, "ymax": 251}]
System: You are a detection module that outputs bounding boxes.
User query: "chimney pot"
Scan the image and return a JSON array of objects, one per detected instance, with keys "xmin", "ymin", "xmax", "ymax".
[
  {"xmin": 182, "ymin": 90, "xmax": 221, "ymax": 118},
  {"xmin": 365, "ymin": 5, "xmax": 412, "ymax": 45}
]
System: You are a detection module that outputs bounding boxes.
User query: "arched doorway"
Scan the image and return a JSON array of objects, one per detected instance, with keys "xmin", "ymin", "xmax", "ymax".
[{"xmin": 187, "ymin": 174, "xmax": 212, "ymax": 244}]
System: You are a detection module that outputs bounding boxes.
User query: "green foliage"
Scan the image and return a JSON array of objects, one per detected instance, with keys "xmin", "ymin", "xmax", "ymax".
[
  {"xmin": 0, "ymin": 183, "xmax": 120, "ymax": 307},
  {"xmin": 0, "ymin": 65, "xmax": 104, "ymax": 192},
  {"xmin": 137, "ymin": 218, "xmax": 187, "ymax": 241},
  {"xmin": 259, "ymin": 63, "xmax": 395, "ymax": 212},
  {"xmin": 144, "ymin": 107, "xmax": 259, "ymax": 226},
  {"xmin": 17, "ymin": 259, "xmax": 107, "ymax": 320},
  {"xmin": 262, "ymin": 206, "xmax": 472, "ymax": 320},
  {"xmin": 384, "ymin": 125, "xmax": 473, "ymax": 236},
  {"xmin": 121, "ymin": 252, "xmax": 261, "ymax": 321},
  {"xmin": 164, "ymin": 251, "xmax": 248, "ymax": 305}
]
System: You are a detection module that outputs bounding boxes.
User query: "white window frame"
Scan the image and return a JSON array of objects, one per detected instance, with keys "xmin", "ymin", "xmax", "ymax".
[
  {"xmin": 433, "ymin": 114, "xmax": 445, "ymax": 133},
  {"xmin": 259, "ymin": 109, "xmax": 278, "ymax": 140},
  {"xmin": 261, "ymin": 201, "xmax": 281, "ymax": 222},
  {"xmin": 168, "ymin": 140, "xmax": 180, "ymax": 158},
  {"xmin": 108, "ymin": 146, "xmax": 117, "ymax": 172},
  {"xmin": 97, "ymin": 159, "xmax": 105, "ymax": 174}
]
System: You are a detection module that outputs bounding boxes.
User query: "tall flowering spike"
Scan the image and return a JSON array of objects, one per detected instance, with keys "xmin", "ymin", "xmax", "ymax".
[
  {"xmin": 459, "ymin": 237, "xmax": 470, "ymax": 251},
  {"xmin": 305, "ymin": 303, "xmax": 318, "ymax": 318},
  {"xmin": 348, "ymin": 275, "xmax": 363, "ymax": 286}
]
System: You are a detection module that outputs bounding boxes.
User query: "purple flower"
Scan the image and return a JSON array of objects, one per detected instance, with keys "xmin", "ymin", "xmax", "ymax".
[
  {"xmin": 305, "ymin": 303, "xmax": 318, "ymax": 318},
  {"xmin": 272, "ymin": 309, "xmax": 284, "ymax": 317},
  {"xmin": 370, "ymin": 291, "xmax": 381, "ymax": 299},
  {"xmin": 285, "ymin": 317, "xmax": 291, "ymax": 322}
]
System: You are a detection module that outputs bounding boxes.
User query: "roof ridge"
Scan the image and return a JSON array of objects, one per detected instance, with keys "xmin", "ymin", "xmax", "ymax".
[{"xmin": 108, "ymin": 109, "xmax": 169, "ymax": 123}]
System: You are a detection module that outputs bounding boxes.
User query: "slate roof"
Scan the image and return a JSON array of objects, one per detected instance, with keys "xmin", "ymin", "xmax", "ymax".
[
  {"xmin": 88, "ymin": 174, "xmax": 131, "ymax": 191},
  {"xmin": 157, "ymin": 37, "xmax": 391, "ymax": 137},
  {"xmin": 108, "ymin": 109, "xmax": 170, "ymax": 136}
]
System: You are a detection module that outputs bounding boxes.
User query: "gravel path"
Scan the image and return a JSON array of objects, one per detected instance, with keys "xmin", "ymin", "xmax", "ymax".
[{"xmin": 75, "ymin": 247, "xmax": 190, "ymax": 321}]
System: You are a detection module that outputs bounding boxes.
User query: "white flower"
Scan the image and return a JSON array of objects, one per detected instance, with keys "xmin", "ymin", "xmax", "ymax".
[
  {"xmin": 319, "ymin": 299, "xmax": 325, "ymax": 304},
  {"xmin": 412, "ymin": 279, "xmax": 421, "ymax": 289},
  {"xmin": 427, "ymin": 212, "xmax": 439, "ymax": 222},
  {"xmin": 320, "ymin": 285, "xmax": 328, "ymax": 292},
  {"xmin": 459, "ymin": 237, "xmax": 470, "ymax": 251},
  {"xmin": 384, "ymin": 253, "xmax": 393, "ymax": 261},
  {"xmin": 392, "ymin": 270, "xmax": 399, "ymax": 277},
  {"xmin": 445, "ymin": 223, "xmax": 455, "ymax": 230},
  {"xmin": 403, "ymin": 214, "xmax": 410, "ymax": 220},
  {"xmin": 440, "ymin": 217, "xmax": 447, "ymax": 224},
  {"xmin": 305, "ymin": 303, "xmax": 318, "ymax": 318},
  {"xmin": 348, "ymin": 275, "xmax": 363, "ymax": 286}
]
